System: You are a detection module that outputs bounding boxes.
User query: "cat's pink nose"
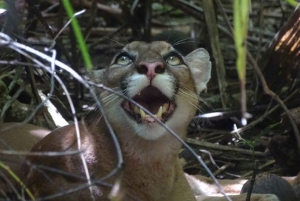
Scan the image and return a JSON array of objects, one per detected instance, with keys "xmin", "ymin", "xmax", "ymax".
[{"xmin": 137, "ymin": 61, "xmax": 164, "ymax": 80}]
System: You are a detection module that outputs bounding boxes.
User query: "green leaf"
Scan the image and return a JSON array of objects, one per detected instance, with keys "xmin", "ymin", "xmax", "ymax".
[
  {"xmin": 61, "ymin": 0, "xmax": 93, "ymax": 70},
  {"xmin": 286, "ymin": 0, "xmax": 298, "ymax": 7}
]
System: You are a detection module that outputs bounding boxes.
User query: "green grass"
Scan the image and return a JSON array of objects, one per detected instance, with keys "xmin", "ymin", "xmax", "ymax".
[{"xmin": 62, "ymin": 0, "xmax": 93, "ymax": 70}]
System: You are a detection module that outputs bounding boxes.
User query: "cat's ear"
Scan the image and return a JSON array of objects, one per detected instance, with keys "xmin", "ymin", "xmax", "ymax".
[{"xmin": 185, "ymin": 48, "xmax": 211, "ymax": 94}]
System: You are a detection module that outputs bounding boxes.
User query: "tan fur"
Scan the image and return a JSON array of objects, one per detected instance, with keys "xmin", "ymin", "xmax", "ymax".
[
  {"xmin": 0, "ymin": 42, "xmax": 299, "ymax": 201},
  {"xmin": 0, "ymin": 123, "xmax": 50, "ymax": 171},
  {"xmin": 0, "ymin": 123, "xmax": 50, "ymax": 194}
]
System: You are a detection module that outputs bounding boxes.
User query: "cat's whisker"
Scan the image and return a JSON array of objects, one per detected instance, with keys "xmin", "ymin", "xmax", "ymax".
[
  {"xmin": 103, "ymin": 93, "xmax": 127, "ymax": 107},
  {"xmin": 116, "ymin": 31, "xmax": 129, "ymax": 46},
  {"xmin": 177, "ymin": 85, "xmax": 199, "ymax": 99},
  {"xmin": 100, "ymin": 87, "xmax": 121, "ymax": 95},
  {"xmin": 198, "ymin": 96, "xmax": 212, "ymax": 109},
  {"xmin": 177, "ymin": 91, "xmax": 203, "ymax": 112},
  {"xmin": 104, "ymin": 99, "xmax": 123, "ymax": 114},
  {"xmin": 101, "ymin": 92, "xmax": 122, "ymax": 103},
  {"xmin": 178, "ymin": 84, "xmax": 210, "ymax": 105},
  {"xmin": 172, "ymin": 38, "xmax": 199, "ymax": 47},
  {"xmin": 178, "ymin": 89, "xmax": 198, "ymax": 101},
  {"xmin": 106, "ymin": 37, "xmax": 125, "ymax": 46}
]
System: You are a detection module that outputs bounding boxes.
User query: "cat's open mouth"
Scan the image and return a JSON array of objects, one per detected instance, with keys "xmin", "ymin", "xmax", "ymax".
[{"xmin": 122, "ymin": 86, "xmax": 176, "ymax": 123}]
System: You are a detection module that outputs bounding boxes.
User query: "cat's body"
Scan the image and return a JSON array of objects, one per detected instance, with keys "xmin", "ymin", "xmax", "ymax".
[{"xmin": 0, "ymin": 41, "xmax": 299, "ymax": 200}]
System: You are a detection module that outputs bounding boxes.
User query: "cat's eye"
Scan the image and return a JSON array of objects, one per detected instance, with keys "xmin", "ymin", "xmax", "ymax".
[
  {"xmin": 166, "ymin": 55, "xmax": 181, "ymax": 65},
  {"xmin": 116, "ymin": 55, "xmax": 132, "ymax": 65}
]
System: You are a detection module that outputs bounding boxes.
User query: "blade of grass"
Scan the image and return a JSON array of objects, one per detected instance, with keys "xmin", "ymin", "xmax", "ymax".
[
  {"xmin": 0, "ymin": 2, "xmax": 5, "ymax": 8},
  {"xmin": 0, "ymin": 162, "xmax": 36, "ymax": 200},
  {"xmin": 233, "ymin": 0, "xmax": 250, "ymax": 125},
  {"xmin": 286, "ymin": 0, "xmax": 298, "ymax": 7},
  {"xmin": 61, "ymin": 0, "xmax": 92, "ymax": 70}
]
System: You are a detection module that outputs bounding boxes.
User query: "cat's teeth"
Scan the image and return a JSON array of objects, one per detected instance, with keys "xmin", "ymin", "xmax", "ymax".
[
  {"xmin": 139, "ymin": 108, "xmax": 146, "ymax": 118},
  {"xmin": 163, "ymin": 103, "xmax": 168, "ymax": 113},
  {"xmin": 135, "ymin": 105, "xmax": 164, "ymax": 120},
  {"xmin": 157, "ymin": 106, "xmax": 162, "ymax": 119},
  {"xmin": 134, "ymin": 106, "xmax": 139, "ymax": 113}
]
